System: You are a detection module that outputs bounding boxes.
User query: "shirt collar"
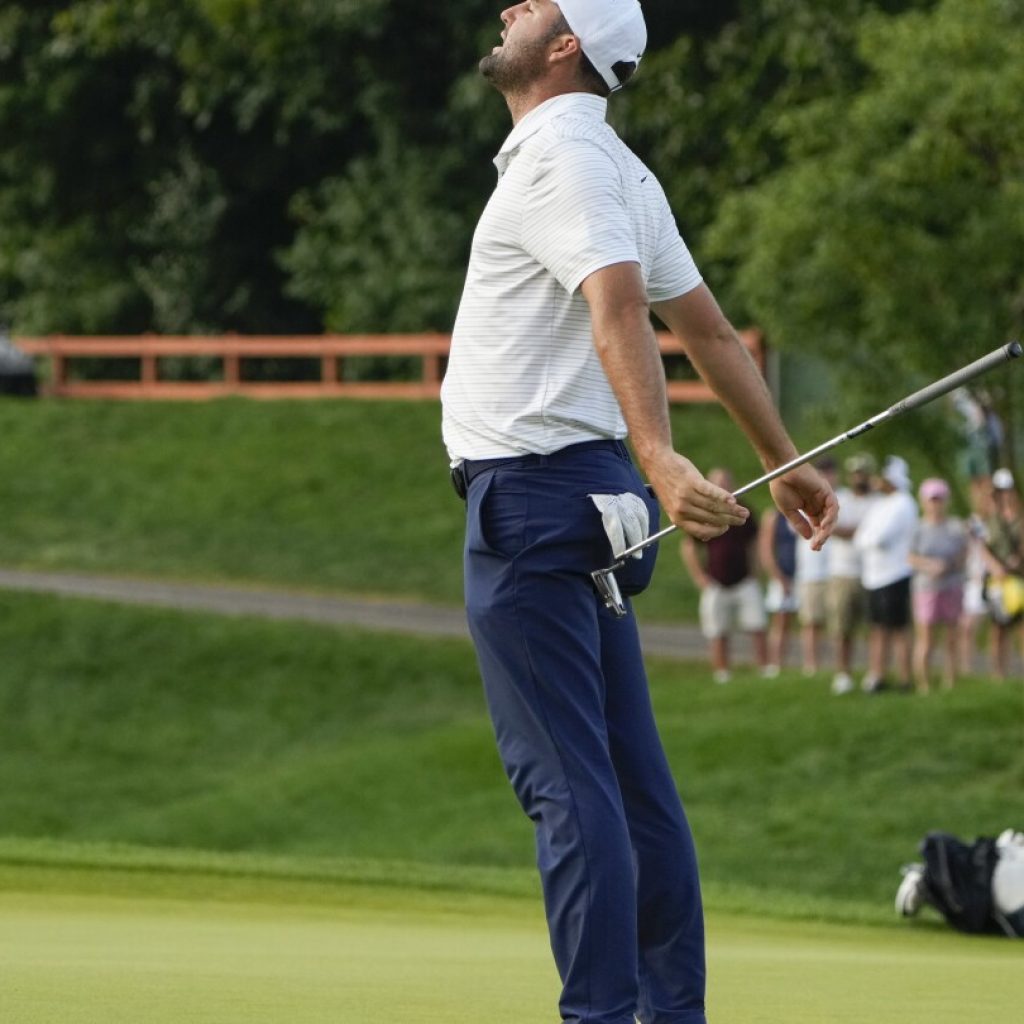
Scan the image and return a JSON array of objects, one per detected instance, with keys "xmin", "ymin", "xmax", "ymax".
[{"xmin": 493, "ymin": 93, "xmax": 608, "ymax": 176}]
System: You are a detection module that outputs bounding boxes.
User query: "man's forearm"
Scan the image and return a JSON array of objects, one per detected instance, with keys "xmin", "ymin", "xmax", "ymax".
[
  {"xmin": 589, "ymin": 298, "xmax": 674, "ymax": 477},
  {"xmin": 685, "ymin": 322, "xmax": 797, "ymax": 471},
  {"xmin": 653, "ymin": 285, "xmax": 798, "ymax": 472},
  {"xmin": 581, "ymin": 262, "xmax": 752, "ymax": 542}
]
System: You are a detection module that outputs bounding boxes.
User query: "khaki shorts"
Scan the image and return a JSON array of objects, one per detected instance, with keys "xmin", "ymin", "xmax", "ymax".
[
  {"xmin": 798, "ymin": 579, "xmax": 828, "ymax": 626},
  {"xmin": 699, "ymin": 577, "xmax": 767, "ymax": 639},
  {"xmin": 827, "ymin": 575, "xmax": 866, "ymax": 636}
]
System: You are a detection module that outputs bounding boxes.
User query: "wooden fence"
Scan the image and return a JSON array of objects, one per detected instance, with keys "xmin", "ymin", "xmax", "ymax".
[{"xmin": 16, "ymin": 330, "xmax": 763, "ymax": 403}]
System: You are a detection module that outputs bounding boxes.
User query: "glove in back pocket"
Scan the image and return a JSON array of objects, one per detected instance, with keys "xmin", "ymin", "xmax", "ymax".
[{"xmin": 616, "ymin": 485, "xmax": 660, "ymax": 596}]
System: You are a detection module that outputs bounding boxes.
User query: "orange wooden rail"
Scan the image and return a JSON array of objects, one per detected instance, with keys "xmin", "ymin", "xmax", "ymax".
[{"xmin": 16, "ymin": 331, "xmax": 763, "ymax": 402}]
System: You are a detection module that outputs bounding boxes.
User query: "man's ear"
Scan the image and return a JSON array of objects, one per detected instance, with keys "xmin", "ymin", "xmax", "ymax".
[{"xmin": 548, "ymin": 31, "xmax": 580, "ymax": 68}]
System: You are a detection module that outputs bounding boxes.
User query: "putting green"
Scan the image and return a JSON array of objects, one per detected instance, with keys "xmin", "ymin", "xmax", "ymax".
[{"xmin": 2, "ymin": 873, "xmax": 1021, "ymax": 1024}]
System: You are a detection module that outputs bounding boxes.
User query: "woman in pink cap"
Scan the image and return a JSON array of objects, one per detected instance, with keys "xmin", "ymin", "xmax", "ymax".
[{"xmin": 908, "ymin": 478, "xmax": 968, "ymax": 691}]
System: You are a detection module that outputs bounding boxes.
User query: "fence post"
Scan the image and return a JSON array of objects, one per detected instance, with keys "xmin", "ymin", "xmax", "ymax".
[
  {"xmin": 423, "ymin": 353, "xmax": 441, "ymax": 385},
  {"xmin": 322, "ymin": 352, "xmax": 338, "ymax": 386},
  {"xmin": 51, "ymin": 339, "xmax": 68, "ymax": 396},
  {"xmin": 141, "ymin": 350, "xmax": 158, "ymax": 389}
]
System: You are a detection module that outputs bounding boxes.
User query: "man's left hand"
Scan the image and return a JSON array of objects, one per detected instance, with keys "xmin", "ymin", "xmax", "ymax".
[{"xmin": 769, "ymin": 466, "xmax": 839, "ymax": 551}]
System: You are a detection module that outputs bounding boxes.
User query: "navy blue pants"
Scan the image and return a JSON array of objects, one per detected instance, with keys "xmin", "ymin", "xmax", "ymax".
[{"xmin": 463, "ymin": 441, "xmax": 706, "ymax": 1024}]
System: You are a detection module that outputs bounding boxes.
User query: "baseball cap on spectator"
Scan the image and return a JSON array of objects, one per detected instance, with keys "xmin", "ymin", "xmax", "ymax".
[
  {"xmin": 882, "ymin": 455, "xmax": 911, "ymax": 492},
  {"xmin": 556, "ymin": 0, "xmax": 647, "ymax": 92},
  {"xmin": 845, "ymin": 453, "xmax": 877, "ymax": 475},
  {"xmin": 919, "ymin": 478, "xmax": 950, "ymax": 502},
  {"xmin": 993, "ymin": 467, "xmax": 1015, "ymax": 491}
]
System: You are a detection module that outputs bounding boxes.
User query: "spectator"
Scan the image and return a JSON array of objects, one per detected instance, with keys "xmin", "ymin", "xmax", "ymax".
[
  {"xmin": 854, "ymin": 455, "xmax": 919, "ymax": 692},
  {"xmin": 952, "ymin": 387, "xmax": 1002, "ymax": 510},
  {"xmin": 758, "ymin": 505, "xmax": 798, "ymax": 676},
  {"xmin": 827, "ymin": 453, "xmax": 878, "ymax": 695},
  {"xmin": 960, "ymin": 485, "xmax": 995, "ymax": 675},
  {"xmin": 793, "ymin": 457, "xmax": 838, "ymax": 676},
  {"xmin": 908, "ymin": 478, "xmax": 967, "ymax": 693},
  {"xmin": 982, "ymin": 468, "xmax": 1024, "ymax": 680},
  {"xmin": 681, "ymin": 467, "xmax": 769, "ymax": 683}
]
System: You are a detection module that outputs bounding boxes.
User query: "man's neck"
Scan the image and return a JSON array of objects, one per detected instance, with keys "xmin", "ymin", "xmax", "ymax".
[{"xmin": 504, "ymin": 83, "xmax": 584, "ymax": 125}]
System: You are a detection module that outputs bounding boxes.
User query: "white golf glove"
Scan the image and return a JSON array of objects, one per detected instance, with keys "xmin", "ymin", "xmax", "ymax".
[{"xmin": 589, "ymin": 492, "xmax": 649, "ymax": 560}]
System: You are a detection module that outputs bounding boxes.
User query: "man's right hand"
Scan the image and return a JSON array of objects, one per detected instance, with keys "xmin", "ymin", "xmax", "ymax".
[{"xmin": 647, "ymin": 450, "xmax": 748, "ymax": 541}]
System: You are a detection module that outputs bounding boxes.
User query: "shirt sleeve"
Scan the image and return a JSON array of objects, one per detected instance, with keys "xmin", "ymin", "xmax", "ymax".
[
  {"xmin": 646, "ymin": 188, "xmax": 703, "ymax": 302},
  {"xmin": 910, "ymin": 522, "xmax": 922, "ymax": 555},
  {"xmin": 521, "ymin": 138, "xmax": 640, "ymax": 294}
]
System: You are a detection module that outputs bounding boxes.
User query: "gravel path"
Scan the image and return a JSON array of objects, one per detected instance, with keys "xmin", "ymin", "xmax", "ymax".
[{"xmin": 0, "ymin": 568, "xmax": 725, "ymax": 663}]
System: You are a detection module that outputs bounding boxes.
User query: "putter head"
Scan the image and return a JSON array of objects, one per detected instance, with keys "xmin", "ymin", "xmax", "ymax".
[{"xmin": 591, "ymin": 564, "xmax": 627, "ymax": 617}]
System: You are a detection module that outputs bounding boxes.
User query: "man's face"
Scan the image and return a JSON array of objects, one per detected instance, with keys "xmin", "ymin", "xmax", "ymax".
[
  {"xmin": 480, "ymin": 1, "xmax": 567, "ymax": 93},
  {"xmin": 849, "ymin": 470, "xmax": 871, "ymax": 494},
  {"xmin": 995, "ymin": 488, "xmax": 1020, "ymax": 514}
]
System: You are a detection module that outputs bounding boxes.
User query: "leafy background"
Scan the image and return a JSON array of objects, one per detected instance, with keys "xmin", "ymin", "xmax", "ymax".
[{"xmin": 1, "ymin": 0, "xmax": 1022, "ymax": 455}]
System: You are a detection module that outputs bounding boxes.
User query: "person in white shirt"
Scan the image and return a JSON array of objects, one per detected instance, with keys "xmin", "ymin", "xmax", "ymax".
[
  {"xmin": 854, "ymin": 455, "xmax": 919, "ymax": 692},
  {"xmin": 826, "ymin": 453, "xmax": 879, "ymax": 694},
  {"xmin": 959, "ymin": 485, "xmax": 995, "ymax": 674},
  {"xmin": 441, "ymin": 4, "xmax": 837, "ymax": 1022},
  {"xmin": 794, "ymin": 457, "xmax": 837, "ymax": 675}
]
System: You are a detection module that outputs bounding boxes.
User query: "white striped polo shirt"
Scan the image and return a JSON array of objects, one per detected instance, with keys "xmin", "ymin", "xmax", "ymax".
[{"xmin": 441, "ymin": 92, "xmax": 702, "ymax": 462}]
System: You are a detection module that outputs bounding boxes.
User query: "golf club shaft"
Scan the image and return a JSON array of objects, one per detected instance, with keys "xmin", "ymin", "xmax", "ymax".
[{"xmin": 612, "ymin": 341, "xmax": 1022, "ymax": 563}]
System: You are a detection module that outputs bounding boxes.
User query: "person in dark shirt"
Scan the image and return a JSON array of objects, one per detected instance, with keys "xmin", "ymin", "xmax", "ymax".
[
  {"xmin": 759, "ymin": 506, "xmax": 799, "ymax": 676},
  {"xmin": 681, "ymin": 467, "xmax": 769, "ymax": 682}
]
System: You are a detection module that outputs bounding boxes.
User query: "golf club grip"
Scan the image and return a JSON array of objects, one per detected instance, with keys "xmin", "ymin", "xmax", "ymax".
[{"xmin": 887, "ymin": 342, "xmax": 1022, "ymax": 417}]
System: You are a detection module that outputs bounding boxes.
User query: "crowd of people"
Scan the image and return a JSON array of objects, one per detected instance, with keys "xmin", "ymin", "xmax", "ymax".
[{"xmin": 681, "ymin": 452, "xmax": 1024, "ymax": 692}]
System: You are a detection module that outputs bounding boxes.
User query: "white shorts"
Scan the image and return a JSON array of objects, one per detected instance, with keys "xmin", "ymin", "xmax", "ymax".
[
  {"xmin": 765, "ymin": 578, "xmax": 799, "ymax": 614},
  {"xmin": 699, "ymin": 577, "xmax": 768, "ymax": 639},
  {"xmin": 963, "ymin": 579, "xmax": 987, "ymax": 617}
]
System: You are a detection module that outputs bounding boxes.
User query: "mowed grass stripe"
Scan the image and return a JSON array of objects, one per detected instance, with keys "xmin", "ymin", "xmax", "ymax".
[
  {"xmin": 1, "ymin": 590, "xmax": 1021, "ymax": 917},
  {"xmin": 1, "ymin": 884, "xmax": 1021, "ymax": 1024}
]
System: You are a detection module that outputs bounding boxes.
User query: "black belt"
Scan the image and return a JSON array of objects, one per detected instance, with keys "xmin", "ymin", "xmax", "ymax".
[{"xmin": 450, "ymin": 439, "xmax": 628, "ymax": 500}]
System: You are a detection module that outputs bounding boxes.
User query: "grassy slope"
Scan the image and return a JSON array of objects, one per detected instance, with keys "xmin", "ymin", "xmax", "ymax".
[
  {"xmin": 0, "ymin": 398, "xmax": 765, "ymax": 620},
  {"xmin": 2, "ymin": 590, "xmax": 1020, "ymax": 919}
]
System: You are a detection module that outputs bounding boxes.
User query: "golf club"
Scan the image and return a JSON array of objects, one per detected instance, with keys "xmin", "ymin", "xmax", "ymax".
[{"xmin": 593, "ymin": 341, "xmax": 1023, "ymax": 617}]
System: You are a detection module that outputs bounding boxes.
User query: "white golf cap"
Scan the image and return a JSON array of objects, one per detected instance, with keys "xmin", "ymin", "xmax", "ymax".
[
  {"xmin": 993, "ymin": 467, "xmax": 1015, "ymax": 491},
  {"xmin": 882, "ymin": 455, "xmax": 912, "ymax": 492},
  {"xmin": 556, "ymin": 0, "xmax": 647, "ymax": 92}
]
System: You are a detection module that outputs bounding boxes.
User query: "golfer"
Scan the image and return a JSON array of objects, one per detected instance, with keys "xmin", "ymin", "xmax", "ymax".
[{"xmin": 442, "ymin": 3, "xmax": 837, "ymax": 1022}]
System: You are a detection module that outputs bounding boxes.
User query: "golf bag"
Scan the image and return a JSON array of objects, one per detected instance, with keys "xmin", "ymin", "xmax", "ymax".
[
  {"xmin": 920, "ymin": 832, "xmax": 1000, "ymax": 934},
  {"xmin": 897, "ymin": 830, "xmax": 1024, "ymax": 937}
]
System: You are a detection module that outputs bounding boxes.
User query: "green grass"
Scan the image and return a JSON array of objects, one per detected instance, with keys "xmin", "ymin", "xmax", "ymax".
[
  {"xmin": 1, "ymin": 866, "xmax": 1022, "ymax": 1024},
  {"xmin": 0, "ymin": 398, "xmax": 765, "ymax": 620},
  {"xmin": 1, "ymin": 590, "xmax": 1021, "ymax": 917}
]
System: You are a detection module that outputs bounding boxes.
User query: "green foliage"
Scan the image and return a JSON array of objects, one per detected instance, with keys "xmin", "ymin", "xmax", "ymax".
[
  {"xmin": 0, "ymin": 0, "xmax": 460, "ymax": 333},
  {"xmin": 0, "ymin": 590, "xmax": 1020, "ymax": 911},
  {"xmin": 0, "ymin": 0, "xmax": 830, "ymax": 336},
  {"xmin": 282, "ymin": 143, "xmax": 470, "ymax": 332},
  {"xmin": 618, "ymin": 0, "xmax": 935, "ymax": 273},
  {"xmin": 705, "ymin": 0, "xmax": 1024, "ymax": 457}
]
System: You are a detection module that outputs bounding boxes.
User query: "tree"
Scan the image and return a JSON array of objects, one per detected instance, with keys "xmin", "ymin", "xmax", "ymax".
[
  {"xmin": 0, "ymin": 1, "xmax": 740, "ymax": 336},
  {"xmin": 616, "ymin": 0, "xmax": 935, "ymax": 270},
  {"xmin": 703, "ymin": 0, "xmax": 1024, "ymax": 465}
]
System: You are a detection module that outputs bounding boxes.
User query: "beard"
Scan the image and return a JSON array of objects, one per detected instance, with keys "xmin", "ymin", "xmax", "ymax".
[{"xmin": 479, "ymin": 35, "xmax": 552, "ymax": 94}]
